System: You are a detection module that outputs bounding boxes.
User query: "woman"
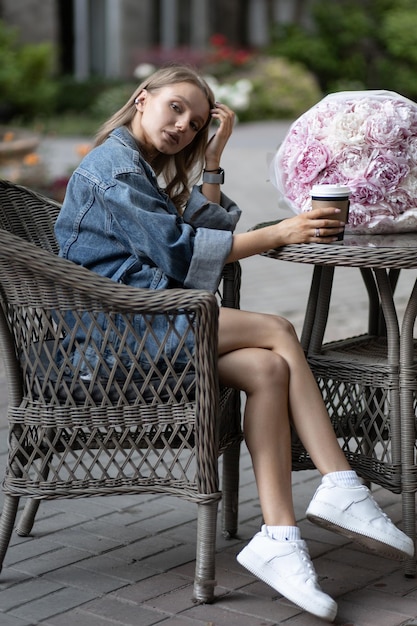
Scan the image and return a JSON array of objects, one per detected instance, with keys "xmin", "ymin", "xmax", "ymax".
[{"xmin": 55, "ymin": 65, "xmax": 414, "ymax": 622}]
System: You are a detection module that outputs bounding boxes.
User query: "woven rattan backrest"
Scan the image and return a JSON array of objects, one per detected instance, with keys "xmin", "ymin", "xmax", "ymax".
[{"xmin": 0, "ymin": 180, "xmax": 60, "ymax": 252}]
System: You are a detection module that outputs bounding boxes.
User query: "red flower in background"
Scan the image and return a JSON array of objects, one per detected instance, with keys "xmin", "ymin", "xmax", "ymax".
[
  {"xmin": 233, "ymin": 49, "xmax": 252, "ymax": 66},
  {"xmin": 207, "ymin": 33, "xmax": 253, "ymax": 72},
  {"xmin": 209, "ymin": 33, "xmax": 227, "ymax": 48}
]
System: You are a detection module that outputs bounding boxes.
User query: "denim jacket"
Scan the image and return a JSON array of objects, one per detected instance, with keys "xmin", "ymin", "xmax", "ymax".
[
  {"xmin": 55, "ymin": 126, "xmax": 241, "ymax": 294},
  {"xmin": 54, "ymin": 126, "xmax": 242, "ymax": 376}
]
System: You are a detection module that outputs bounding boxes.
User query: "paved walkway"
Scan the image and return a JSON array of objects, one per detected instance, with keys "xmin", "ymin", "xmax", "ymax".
[{"xmin": 0, "ymin": 122, "xmax": 416, "ymax": 625}]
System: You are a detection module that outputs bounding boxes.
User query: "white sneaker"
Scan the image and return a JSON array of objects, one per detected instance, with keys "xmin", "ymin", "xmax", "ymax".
[
  {"xmin": 306, "ymin": 476, "xmax": 415, "ymax": 560},
  {"xmin": 236, "ymin": 525, "xmax": 337, "ymax": 622}
]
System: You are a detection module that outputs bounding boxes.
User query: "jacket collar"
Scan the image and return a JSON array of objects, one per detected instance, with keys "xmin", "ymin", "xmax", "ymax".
[{"xmin": 110, "ymin": 126, "xmax": 141, "ymax": 152}]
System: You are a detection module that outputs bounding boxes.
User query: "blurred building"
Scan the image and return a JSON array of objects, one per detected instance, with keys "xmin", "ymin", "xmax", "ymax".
[{"xmin": 0, "ymin": 0, "xmax": 313, "ymax": 79}]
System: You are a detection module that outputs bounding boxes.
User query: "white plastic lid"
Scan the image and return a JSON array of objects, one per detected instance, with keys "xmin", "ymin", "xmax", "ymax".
[{"xmin": 311, "ymin": 184, "xmax": 351, "ymax": 197}]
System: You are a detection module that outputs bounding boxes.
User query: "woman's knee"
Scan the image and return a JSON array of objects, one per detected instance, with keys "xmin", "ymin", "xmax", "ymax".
[
  {"xmin": 248, "ymin": 314, "xmax": 300, "ymax": 354},
  {"xmin": 248, "ymin": 350, "xmax": 290, "ymax": 390},
  {"xmin": 269, "ymin": 314, "xmax": 298, "ymax": 339},
  {"xmin": 218, "ymin": 308, "xmax": 299, "ymax": 355}
]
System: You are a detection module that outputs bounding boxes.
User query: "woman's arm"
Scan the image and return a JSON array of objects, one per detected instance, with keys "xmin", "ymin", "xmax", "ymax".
[
  {"xmin": 201, "ymin": 102, "xmax": 235, "ymax": 204},
  {"xmin": 225, "ymin": 207, "xmax": 345, "ymax": 263}
]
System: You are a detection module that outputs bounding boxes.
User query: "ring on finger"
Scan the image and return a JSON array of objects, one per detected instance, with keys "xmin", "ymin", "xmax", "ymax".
[{"xmin": 315, "ymin": 228, "xmax": 320, "ymax": 238}]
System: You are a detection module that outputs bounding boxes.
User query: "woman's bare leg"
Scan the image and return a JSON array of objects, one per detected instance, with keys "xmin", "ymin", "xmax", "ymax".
[
  {"xmin": 218, "ymin": 307, "xmax": 350, "ymax": 472},
  {"xmin": 219, "ymin": 346, "xmax": 295, "ymax": 525},
  {"xmin": 218, "ymin": 308, "xmax": 350, "ymax": 525}
]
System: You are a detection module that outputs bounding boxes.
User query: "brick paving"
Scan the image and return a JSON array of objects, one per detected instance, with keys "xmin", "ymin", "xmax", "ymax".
[{"xmin": 0, "ymin": 122, "xmax": 416, "ymax": 625}]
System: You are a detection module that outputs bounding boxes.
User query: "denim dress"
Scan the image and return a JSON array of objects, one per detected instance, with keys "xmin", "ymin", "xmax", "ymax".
[{"xmin": 54, "ymin": 126, "xmax": 242, "ymax": 376}]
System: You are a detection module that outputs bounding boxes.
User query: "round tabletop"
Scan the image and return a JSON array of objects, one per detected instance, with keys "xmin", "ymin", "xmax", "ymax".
[{"xmin": 261, "ymin": 231, "xmax": 417, "ymax": 270}]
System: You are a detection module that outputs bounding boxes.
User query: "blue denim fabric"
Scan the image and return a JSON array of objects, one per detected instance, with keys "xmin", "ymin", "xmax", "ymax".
[
  {"xmin": 58, "ymin": 310, "xmax": 196, "ymax": 379},
  {"xmin": 54, "ymin": 126, "xmax": 242, "ymax": 375}
]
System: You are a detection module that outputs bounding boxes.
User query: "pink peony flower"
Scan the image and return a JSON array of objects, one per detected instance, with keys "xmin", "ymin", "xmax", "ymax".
[
  {"xmin": 293, "ymin": 140, "xmax": 330, "ymax": 183},
  {"xmin": 271, "ymin": 90, "xmax": 417, "ymax": 233}
]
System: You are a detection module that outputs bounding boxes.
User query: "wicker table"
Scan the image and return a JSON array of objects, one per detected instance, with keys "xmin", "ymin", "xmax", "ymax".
[{"xmin": 262, "ymin": 230, "xmax": 417, "ymax": 575}]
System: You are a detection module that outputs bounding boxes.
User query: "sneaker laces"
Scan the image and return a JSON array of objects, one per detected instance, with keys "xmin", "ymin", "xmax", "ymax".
[
  {"xmin": 295, "ymin": 540, "xmax": 319, "ymax": 585},
  {"xmin": 361, "ymin": 486, "xmax": 391, "ymax": 523}
]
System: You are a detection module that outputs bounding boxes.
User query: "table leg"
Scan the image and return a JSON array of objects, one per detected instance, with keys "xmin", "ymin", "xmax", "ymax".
[
  {"xmin": 301, "ymin": 266, "xmax": 335, "ymax": 355},
  {"xmin": 300, "ymin": 265, "xmax": 323, "ymax": 352},
  {"xmin": 374, "ymin": 269, "xmax": 401, "ymax": 463},
  {"xmin": 360, "ymin": 268, "xmax": 381, "ymax": 335},
  {"xmin": 360, "ymin": 268, "xmax": 401, "ymax": 336},
  {"xmin": 400, "ymin": 278, "xmax": 417, "ymax": 576}
]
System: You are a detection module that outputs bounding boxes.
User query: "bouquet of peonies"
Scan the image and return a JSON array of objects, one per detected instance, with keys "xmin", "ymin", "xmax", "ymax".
[{"xmin": 270, "ymin": 90, "xmax": 417, "ymax": 233}]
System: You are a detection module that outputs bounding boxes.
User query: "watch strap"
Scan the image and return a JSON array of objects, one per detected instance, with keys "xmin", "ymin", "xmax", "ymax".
[{"xmin": 202, "ymin": 168, "xmax": 225, "ymax": 184}]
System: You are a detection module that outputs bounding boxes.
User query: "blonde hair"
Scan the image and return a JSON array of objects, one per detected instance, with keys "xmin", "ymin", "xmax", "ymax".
[{"xmin": 94, "ymin": 65, "xmax": 215, "ymax": 211}]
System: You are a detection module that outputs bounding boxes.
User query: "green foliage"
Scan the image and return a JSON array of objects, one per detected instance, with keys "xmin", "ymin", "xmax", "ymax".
[
  {"xmin": 54, "ymin": 76, "xmax": 140, "ymax": 116},
  {"xmin": 267, "ymin": 24, "xmax": 337, "ymax": 87},
  {"xmin": 382, "ymin": 5, "xmax": 417, "ymax": 65},
  {"xmin": 54, "ymin": 76, "xmax": 115, "ymax": 114},
  {"xmin": 0, "ymin": 20, "xmax": 57, "ymax": 119},
  {"xmin": 89, "ymin": 83, "xmax": 136, "ymax": 120},
  {"xmin": 267, "ymin": 0, "xmax": 417, "ymax": 101},
  {"xmin": 239, "ymin": 57, "xmax": 322, "ymax": 121}
]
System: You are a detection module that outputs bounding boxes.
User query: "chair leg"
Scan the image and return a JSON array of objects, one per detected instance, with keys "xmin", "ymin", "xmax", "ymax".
[
  {"xmin": 0, "ymin": 494, "xmax": 20, "ymax": 573},
  {"xmin": 15, "ymin": 440, "xmax": 51, "ymax": 537},
  {"xmin": 402, "ymin": 491, "xmax": 416, "ymax": 578},
  {"xmin": 221, "ymin": 442, "xmax": 240, "ymax": 538},
  {"xmin": 193, "ymin": 500, "xmax": 218, "ymax": 603},
  {"xmin": 15, "ymin": 499, "xmax": 41, "ymax": 537}
]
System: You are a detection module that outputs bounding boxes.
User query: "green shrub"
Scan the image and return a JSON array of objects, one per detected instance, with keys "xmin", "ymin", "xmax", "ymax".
[
  {"xmin": 89, "ymin": 83, "xmax": 136, "ymax": 120},
  {"xmin": 267, "ymin": 0, "xmax": 417, "ymax": 101},
  {"xmin": 54, "ymin": 76, "xmax": 116, "ymax": 114},
  {"xmin": 0, "ymin": 20, "xmax": 57, "ymax": 119},
  {"xmin": 239, "ymin": 57, "xmax": 322, "ymax": 121},
  {"xmin": 382, "ymin": 4, "xmax": 417, "ymax": 64}
]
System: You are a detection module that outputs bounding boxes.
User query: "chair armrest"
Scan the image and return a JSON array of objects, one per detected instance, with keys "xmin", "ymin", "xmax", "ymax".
[{"xmin": 0, "ymin": 229, "xmax": 218, "ymax": 316}]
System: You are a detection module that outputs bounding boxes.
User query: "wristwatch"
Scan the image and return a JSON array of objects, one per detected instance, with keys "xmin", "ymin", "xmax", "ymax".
[{"xmin": 202, "ymin": 168, "xmax": 225, "ymax": 184}]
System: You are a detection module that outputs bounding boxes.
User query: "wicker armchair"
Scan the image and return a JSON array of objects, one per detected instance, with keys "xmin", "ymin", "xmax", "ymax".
[{"xmin": 0, "ymin": 180, "xmax": 243, "ymax": 602}]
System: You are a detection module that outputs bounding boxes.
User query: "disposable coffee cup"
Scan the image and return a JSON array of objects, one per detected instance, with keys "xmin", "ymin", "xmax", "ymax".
[{"xmin": 311, "ymin": 184, "xmax": 350, "ymax": 241}]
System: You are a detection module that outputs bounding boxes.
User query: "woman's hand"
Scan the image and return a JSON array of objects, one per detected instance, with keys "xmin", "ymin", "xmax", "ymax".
[
  {"xmin": 204, "ymin": 102, "xmax": 235, "ymax": 170},
  {"xmin": 275, "ymin": 207, "xmax": 345, "ymax": 245}
]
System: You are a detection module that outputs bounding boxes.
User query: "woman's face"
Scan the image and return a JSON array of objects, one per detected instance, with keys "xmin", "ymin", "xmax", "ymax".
[{"xmin": 133, "ymin": 82, "xmax": 210, "ymax": 157}]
